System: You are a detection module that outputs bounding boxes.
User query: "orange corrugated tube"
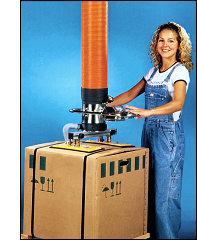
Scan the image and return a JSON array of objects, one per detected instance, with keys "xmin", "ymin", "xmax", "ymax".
[{"xmin": 81, "ymin": 1, "xmax": 108, "ymax": 89}]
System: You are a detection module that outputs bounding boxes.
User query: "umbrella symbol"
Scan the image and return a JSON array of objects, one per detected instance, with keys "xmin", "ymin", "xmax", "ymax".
[
  {"xmin": 31, "ymin": 178, "xmax": 39, "ymax": 183},
  {"xmin": 31, "ymin": 178, "xmax": 39, "ymax": 190},
  {"xmin": 102, "ymin": 186, "xmax": 110, "ymax": 198}
]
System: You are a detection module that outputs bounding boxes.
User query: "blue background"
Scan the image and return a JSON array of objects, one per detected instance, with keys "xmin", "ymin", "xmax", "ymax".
[{"xmin": 21, "ymin": 1, "xmax": 196, "ymax": 238}]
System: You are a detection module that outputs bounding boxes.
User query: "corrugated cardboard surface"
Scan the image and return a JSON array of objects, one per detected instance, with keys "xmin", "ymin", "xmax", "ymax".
[{"xmin": 23, "ymin": 141, "xmax": 149, "ymax": 239}]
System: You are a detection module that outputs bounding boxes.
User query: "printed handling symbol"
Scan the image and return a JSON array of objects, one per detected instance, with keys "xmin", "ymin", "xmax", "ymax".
[
  {"xmin": 111, "ymin": 182, "xmax": 114, "ymax": 197},
  {"xmin": 116, "ymin": 181, "xmax": 121, "ymax": 195},
  {"xmin": 40, "ymin": 177, "xmax": 45, "ymax": 191},
  {"xmin": 30, "ymin": 176, "xmax": 54, "ymax": 193},
  {"xmin": 102, "ymin": 181, "xmax": 121, "ymax": 198},
  {"xmin": 102, "ymin": 186, "xmax": 110, "ymax": 198},
  {"xmin": 47, "ymin": 178, "xmax": 54, "ymax": 193},
  {"xmin": 30, "ymin": 177, "xmax": 39, "ymax": 190}
]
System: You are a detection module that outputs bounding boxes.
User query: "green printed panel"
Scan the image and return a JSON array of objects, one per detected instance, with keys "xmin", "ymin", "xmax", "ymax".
[
  {"xmin": 40, "ymin": 156, "xmax": 46, "ymax": 171},
  {"xmin": 143, "ymin": 155, "xmax": 145, "ymax": 169},
  {"xmin": 101, "ymin": 163, "xmax": 106, "ymax": 178},
  {"xmin": 110, "ymin": 161, "xmax": 115, "ymax": 176},
  {"xmin": 135, "ymin": 156, "xmax": 139, "ymax": 170},
  {"xmin": 118, "ymin": 160, "xmax": 123, "ymax": 174},
  {"xmin": 29, "ymin": 155, "xmax": 34, "ymax": 168},
  {"xmin": 126, "ymin": 158, "xmax": 131, "ymax": 172}
]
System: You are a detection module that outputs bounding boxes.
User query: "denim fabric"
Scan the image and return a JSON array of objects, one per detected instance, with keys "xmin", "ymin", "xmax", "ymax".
[{"xmin": 141, "ymin": 64, "xmax": 185, "ymax": 239}]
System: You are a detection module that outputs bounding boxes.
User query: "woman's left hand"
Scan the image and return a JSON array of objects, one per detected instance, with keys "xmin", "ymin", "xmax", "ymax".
[{"xmin": 125, "ymin": 105, "xmax": 151, "ymax": 119}]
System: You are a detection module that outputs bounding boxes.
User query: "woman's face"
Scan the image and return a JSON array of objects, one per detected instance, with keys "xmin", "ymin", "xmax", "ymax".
[{"xmin": 157, "ymin": 29, "xmax": 179, "ymax": 62}]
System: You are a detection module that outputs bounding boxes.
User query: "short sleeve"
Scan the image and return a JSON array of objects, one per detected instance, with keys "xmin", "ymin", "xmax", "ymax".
[
  {"xmin": 171, "ymin": 65, "xmax": 190, "ymax": 86},
  {"xmin": 143, "ymin": 67, "xmax": 155, "ymax": 82}
]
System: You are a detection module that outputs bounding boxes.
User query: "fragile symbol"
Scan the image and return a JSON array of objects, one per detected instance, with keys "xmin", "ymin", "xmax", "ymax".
[
  {"xmin": 40, "ymin": 177, "xmax": 45, "ymax": 191},
  {"xmin": 110, "ymin": 182, "xmax": 114, "ymax": 197}
]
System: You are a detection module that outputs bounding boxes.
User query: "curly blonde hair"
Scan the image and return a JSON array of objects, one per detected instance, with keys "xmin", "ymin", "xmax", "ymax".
[{"xmin": 149, "ymin": 22, "xmax": 193, "ymax": 72}]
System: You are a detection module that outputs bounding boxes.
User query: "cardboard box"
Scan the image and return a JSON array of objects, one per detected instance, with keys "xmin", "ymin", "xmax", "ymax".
[{"xmin": 23, "ymin": 141, "xmax": 149, "ymax": 239}]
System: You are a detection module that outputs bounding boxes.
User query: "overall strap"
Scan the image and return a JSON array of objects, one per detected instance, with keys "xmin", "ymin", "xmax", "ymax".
[
  {"xmin": 163, "ymin": 63, "xmax": 182, "ymax": 83},
  {"xmin": 146, "ymin": 67, "xmax": 158, "ymax": 83}
]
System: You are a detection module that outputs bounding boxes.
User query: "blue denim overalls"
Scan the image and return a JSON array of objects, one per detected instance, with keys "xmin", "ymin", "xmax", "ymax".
[{"xmin": 141, "ymin": 63, "xmax": 185, "ymax": 239}]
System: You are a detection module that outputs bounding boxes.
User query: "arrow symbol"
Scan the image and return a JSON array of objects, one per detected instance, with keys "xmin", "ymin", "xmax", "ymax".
[
  {"xmin": 47, "ymin": 178, "xmax": 50, "ymax": 191},
  {"xmin": 119, "ymin": 181, "xmax": 121, "ymax": 195},
  {"xmin": 46, "ymin": 178, "xmax": 54, "ymax": 193},
  {"xmin": 51, "ymin": 179, "xmax": 54, "ymax": 192},
  {"xmin": 116, "ymin": 181, "xmax": 121, "ymax": 195},
  {"xmin": 116, "ymin": 182, "xmax": 118, "ymax": 194}
]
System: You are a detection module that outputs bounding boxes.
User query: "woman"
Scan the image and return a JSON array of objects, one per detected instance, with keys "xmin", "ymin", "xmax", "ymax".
[{"xmin": 107, "ymin": 22, "xmax": 193, "ymax": 239}]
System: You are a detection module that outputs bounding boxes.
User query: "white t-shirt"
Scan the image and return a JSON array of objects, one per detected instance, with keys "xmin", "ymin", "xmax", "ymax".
[{"xmin": 143, "ymin": 62, "xmax": 190, "ymax": 121}]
